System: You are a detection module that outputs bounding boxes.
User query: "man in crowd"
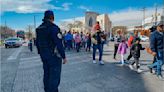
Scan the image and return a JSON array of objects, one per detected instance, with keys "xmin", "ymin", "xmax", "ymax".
[
  {"xmin": 92, "ymin": 22, "xmax": 104, "ymax": 65},
  {"xmin": 148, "ymin": 23, "xmax": 164, "ymax": 80}
]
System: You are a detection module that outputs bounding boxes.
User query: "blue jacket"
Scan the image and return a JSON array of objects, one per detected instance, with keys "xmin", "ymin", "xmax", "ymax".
[
  {"xmin": 65, "ymin": 33, "xmax": 73, "ymax": 41},
  {"xmin": 150, "ymin": 30, "xmax": 164, "ymax": 53},
  {"xmin": 36, "ymin": 19, "xmax": 65, "ymax": 59}
]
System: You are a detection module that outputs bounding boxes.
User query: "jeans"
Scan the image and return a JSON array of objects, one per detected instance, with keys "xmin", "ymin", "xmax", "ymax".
[
  {"xmin": 93, "ymin": 44, "xmax": 103, "ymax": 61},
  {"xmin": 113, "ymin": 44, "xmax": 118, "ymax": 59},
  {"xmin": 149, "ymin": 51, "xmax": 163, "ymax": 75},
  {"xmin": 131, "ymin": 58, "xmax": 139, "ymax": 69},
  {"xmin": 76, "ymin": 42, "xmax": 81, "ymax": 52},
  {"xmin": 127, "ymin": 51, "xmax": 132, "ymax": 61},
  {"xmin": 67, "ymin": 40, "xmax": 72, "ymax": 50}
]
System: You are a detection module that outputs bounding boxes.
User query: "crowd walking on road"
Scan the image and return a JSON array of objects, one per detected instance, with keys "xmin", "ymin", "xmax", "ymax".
[{"xmin": 33, "ymin": 10, "xmax": 164, "ymax": 92}]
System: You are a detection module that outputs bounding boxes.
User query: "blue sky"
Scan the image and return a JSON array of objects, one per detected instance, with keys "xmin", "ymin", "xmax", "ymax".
[{"xmin": 0, "ymin": 0, "xmax": 163, "ymax": 30}]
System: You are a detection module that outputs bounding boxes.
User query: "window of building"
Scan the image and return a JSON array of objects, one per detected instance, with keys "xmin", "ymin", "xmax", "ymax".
[{"xmin": 89, "ymin": 17, "xmax": 93, "ymax": 27}]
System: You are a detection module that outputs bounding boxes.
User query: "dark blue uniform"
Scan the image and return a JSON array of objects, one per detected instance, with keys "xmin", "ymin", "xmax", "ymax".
[{"xmin": 36, "ymin": 19, "xmax": 65, "ymax": 92}]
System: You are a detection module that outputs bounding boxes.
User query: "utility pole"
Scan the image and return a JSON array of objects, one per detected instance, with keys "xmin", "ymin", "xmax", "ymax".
[
  {"xmin": 4, "ymin": 19, "xmax": 7, "ymax": 38},
  {"xmin": 33, "ymin": 15, "xmax": 36, "ymax": 38},
  {"xmin": 141, "ymin": 7, "xmax": 146, "ymax": 30},
  {"xmin": 34, "ymin": 15, "xmax": 36, "ymax": 30},
  {"xmin": 5, "ymin": 20, "xmax": 7, "ymax": 27},
  {"xmin": 162, "ymin": 0, "xmax": 164, "ymax": 16},
  {"xmin": 154, "ymin": 4, "xmax": 158, "ymax": 25}
]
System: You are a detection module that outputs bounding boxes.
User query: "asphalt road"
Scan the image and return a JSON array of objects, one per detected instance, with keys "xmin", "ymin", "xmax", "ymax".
[{"xmin": 1, "ymin": 42, "xmax": 164, "ymax": 92}]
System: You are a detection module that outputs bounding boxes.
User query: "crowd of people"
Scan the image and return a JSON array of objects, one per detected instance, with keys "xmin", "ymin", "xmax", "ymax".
[
  {"xmin": 63, "ymin": 31, "xmax": 92, "ymax": 52},
  {"xmin": 56, "ymin": 21, "xmax": 164, "ymax": 81},
  {"xmin": 62, "ymin": 26, "xmax": 107, "ymax": 54},
  {"xmin": 34, "ymin": 10, "xmax": 163, "ymax": 92},
  {"xmin": 113, "ymin": 23, "xmax": 164, "ymax": 80},
  {"xmin": 32, "ymin": 19, "xmax": 164, "ymax": 80}
]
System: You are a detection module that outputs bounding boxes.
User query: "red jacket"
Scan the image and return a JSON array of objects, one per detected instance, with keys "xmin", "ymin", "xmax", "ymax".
[{"xmin": 128, "ymin": 36, "xmax": 134, "ymax": 47}]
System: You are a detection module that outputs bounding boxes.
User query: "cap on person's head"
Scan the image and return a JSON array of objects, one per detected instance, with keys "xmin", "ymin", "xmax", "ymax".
[
  {"xmin": 135, "ymin": 37, "xmax": 141, "ymax": 42},
  {"xmin": 96, "ymin": 21, "xmax": 99, "ymax": 24},
  {"xmin": 157, "ymin": 22, "xmax": 164, "ymax": 27},
  {"xmin": 149, "ymin": 25, "xmax": 156, "ymax": 32},
  {"xmin": 44, "ymin": 10, "xmax": 54, "ymax": 19},
  {"xmin": 121, "ymin": 39, "xmax": 125, "ymax": 42}
]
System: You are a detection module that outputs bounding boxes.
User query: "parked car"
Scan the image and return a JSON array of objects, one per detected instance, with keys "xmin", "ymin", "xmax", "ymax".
[
  {"xmin": 4, "ymin": 37, "xmax": 23, "ymax": 48},
  {"xmin": 140, "ymin": 35, "xmax": 149, "ymax": 42}
]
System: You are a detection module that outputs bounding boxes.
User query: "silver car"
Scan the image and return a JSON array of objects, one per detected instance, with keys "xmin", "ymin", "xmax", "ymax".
[{"xmin": 4, "ymin": 37, "xmax": 23, "ymax": 48}]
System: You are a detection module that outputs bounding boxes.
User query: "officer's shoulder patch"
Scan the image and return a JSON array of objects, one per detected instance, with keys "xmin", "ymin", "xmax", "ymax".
[{"xmin": 57, "ymin": 33, "xmax": 62, "ymax": 39}]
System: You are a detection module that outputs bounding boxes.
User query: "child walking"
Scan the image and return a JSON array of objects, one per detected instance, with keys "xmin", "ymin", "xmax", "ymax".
[
  {"xmin": 129, "ymin": 38, "xmax": 145, "ymax": 73},
  {"xmin": 117, "ymin": 39, "xmax": 128, "ymax": 65}
]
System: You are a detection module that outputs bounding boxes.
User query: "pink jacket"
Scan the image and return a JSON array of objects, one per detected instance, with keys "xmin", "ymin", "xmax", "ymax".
[
  {"xmin": 117, "ymin": 42, "xmax": 128, "ymax": 54},
  {"xmin": 75, "ymin": 35, "xmax": 81, "ymax": 43}
]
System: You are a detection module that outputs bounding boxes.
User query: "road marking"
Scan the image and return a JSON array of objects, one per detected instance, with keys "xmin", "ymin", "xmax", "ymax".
[
  {"xmin": 7, "ymin": 47, "xmax": 23, "ymax": 60},
  {"xmin": 20, "ymin": 59, "xmax": 41, "ymax": 65},
  {"xmin": 20, "ymin": 56, "xmax": 40, "ymax": 61}
]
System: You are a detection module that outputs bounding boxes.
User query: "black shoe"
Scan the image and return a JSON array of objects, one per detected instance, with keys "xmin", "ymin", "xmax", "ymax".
[{"xmin": 147, "ymin": 66, "xmax": 153, "ymax": 73}]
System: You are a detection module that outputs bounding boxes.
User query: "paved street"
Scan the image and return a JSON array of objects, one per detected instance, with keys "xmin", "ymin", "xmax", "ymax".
[{"xmin": 1, "ymin": 42, "xmax": 164, "ymax": 92}]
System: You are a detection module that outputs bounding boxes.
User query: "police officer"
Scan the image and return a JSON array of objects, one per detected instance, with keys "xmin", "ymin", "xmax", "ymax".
[{"xmin": 36, "ymin": 10, "xmax": 67, "ymax": 92}]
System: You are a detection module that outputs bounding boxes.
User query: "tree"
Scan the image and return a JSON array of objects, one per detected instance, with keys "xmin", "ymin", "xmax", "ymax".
[
  {"xmin": 0, "ymin": 26, "xmax": 16, "ymax": 40},
  {"xmin": 74, "ymin": 21, "xmax": 83, "ymax": 28},
  {"xmin": 67, "ymin": 23, "xmax": 74, "ymax": 30}
]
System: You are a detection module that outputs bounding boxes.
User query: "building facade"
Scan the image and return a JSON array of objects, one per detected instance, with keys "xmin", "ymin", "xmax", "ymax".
[{"xmin": 85, "ymin": 12, "xmax": 112, "ymax": 33}]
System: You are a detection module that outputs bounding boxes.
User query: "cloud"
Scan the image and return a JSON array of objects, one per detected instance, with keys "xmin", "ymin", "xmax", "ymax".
[
  {"xmin": 62, "ymin": 3, "xmax": 73, "ymax": 11},
  {"xmin": 0, "ymin": 0, "xmax": 72, "ymax": 14},
  {"xmin": 59, "ymin": 6, "xmax": 163, "ymax": 28},
  {"xmin": 60, "ymin": 17, "xmax": 85, "ymax": 23},
  {"xmin": 109, "ymin": 7, "xmax": 163, "ymax": 26},
  {"xmin": 78, "ymin": 5, "xmax": 90, "ymax": 11}
]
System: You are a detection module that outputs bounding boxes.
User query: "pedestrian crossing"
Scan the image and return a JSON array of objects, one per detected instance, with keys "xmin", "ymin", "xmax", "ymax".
[
  {"xmin": 10, "ymin": 46, "xmax": 164, "ymax": 92},
  {"xmin": 11, "ymin": 48, "xmax": 93, "ymax": 92}
]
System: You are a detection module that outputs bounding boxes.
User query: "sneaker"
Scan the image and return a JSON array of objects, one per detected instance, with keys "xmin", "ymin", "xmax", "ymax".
[
  {"xmin": 120, "ymin": 64, "xmax": 124, "ymax": 66},
  {"xmin": 93, "ymin": 60, "xmax": 97, "ymax": 64},
  {"xmin": 152, "ymin": 70, "xmax": 156, "ymax": 75},
  {"xmin": 129, "ymin": 65, "xmax": 134, "ymax": 70},
  {"xmin": 99, "ymin": 61, "xmax": 104, "ymax": 65},
  {"xmin": 157, "ymin": 75, "xmax": 164, "ymax": 81},
  {"xmin": 137, "ymin": 69, "xmax": 143, "ymax": 73}
]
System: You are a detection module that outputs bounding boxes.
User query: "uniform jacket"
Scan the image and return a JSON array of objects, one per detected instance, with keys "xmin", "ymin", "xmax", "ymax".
[{"xmin": 36, "ymin": 19, "xmax": 65, "ymax": 59}]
